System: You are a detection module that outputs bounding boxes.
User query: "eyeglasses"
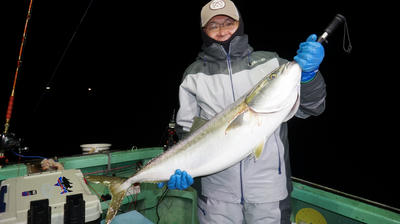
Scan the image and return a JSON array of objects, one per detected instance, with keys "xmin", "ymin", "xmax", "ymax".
[{"xmin": 205, "ymin": 19, "xmax": 238, "ymax": 32}]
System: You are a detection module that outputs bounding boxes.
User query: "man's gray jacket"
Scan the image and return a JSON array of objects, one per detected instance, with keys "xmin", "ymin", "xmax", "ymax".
[{"xmin": 176, "ymin": 35, "xmax": 326, "ymax": 203}]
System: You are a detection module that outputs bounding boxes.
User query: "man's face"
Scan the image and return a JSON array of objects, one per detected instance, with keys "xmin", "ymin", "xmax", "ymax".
[{"xmin": 204, "ymin": 15, "xmax": 239, "ymax": 42}]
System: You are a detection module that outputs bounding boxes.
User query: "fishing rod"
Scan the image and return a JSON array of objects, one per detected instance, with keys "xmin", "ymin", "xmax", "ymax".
[
  {"xmin": 33, "ymin": 0, "xmax": 95, "ymax": 113},
  {"xmin": 3, "ymin": 0, "xmax": 34, "ymax": 135},
  {"xmin": 1, "ymin": 0, "xmax": 96, "ymax": 164},
  {"xmin": 317, "ymin": 13, "xmax": 352, "ymax": 53}
]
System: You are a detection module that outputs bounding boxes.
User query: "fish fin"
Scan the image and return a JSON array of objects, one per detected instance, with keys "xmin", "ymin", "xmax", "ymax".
[
  {"xmin": 106, "ymin": 187, "xmax": 127, "ymax": 224},
  {"xmin": 253, "ymin": 141, "xmax": 265, "ymax": 159},
  {"xmin": 225, "ymin": 110, "xmax": 247, "ymax": 134},
  {"xmin": 86, "ymin": 176, "xmax": 128, "ymax": 224},
  {"xmin": 190, "ymin": 116, "xmax": 209, "ymax": 133}
]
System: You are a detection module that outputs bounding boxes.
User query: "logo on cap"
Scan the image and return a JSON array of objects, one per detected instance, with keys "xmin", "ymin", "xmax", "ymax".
[{"xmin": 210, "ymin": 0, "xmax": 225, "ymax": 10}]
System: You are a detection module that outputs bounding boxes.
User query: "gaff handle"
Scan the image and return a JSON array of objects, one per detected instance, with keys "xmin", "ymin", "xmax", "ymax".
[{"xmin": 317, "ymin": 14, "xmax": 346, "ymax": 43}]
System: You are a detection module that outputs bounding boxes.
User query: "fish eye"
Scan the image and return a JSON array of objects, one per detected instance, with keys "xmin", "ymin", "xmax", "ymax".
[{"xmin": 270, "ymin": 74, "xmax": 277, "ymax": 79}]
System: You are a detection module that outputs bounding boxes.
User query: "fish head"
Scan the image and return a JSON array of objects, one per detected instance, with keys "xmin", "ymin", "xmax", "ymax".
[{"xmin": 245, "ymin": 61, "xmax": 301, "ymax": 113}]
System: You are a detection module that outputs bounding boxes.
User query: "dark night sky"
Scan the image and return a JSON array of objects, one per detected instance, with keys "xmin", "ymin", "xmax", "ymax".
[{"xmin": 1, "ymin": 1, "xmax": 398, "ymax": 209}]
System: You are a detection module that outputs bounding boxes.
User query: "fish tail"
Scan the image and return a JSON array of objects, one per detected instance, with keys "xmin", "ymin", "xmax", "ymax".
[
  {"xmin": 106, "ymin": 187, "xmax": 127, "ymax": 223},
  {"xmin": 85, "ymin": 175, "xmax": 129, "ymax": 223}
]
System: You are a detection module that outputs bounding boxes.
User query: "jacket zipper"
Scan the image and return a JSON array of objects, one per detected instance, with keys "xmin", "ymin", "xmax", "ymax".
[
  {"xmin": 227, "ymin": 56, "xmax": 236, "ymax": 102},
  {"xmin": 223, "ymin": 45, "xmax": 244, "ymax": 204},
  {"xmin": 239, "ymin": 161, "xmax": 244, "ymax": 204},
  {"xmin": 277, "ymin": 146, "xmax": 282, "ymax": 175},
  {"xmin": 274, "ymin": 132, "xmax": 282, "ymax": 174}
]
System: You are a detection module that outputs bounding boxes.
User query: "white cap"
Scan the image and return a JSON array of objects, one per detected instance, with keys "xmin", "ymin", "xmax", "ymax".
[{"xmin": 201, "ymin": 0, "xmax": 239, "ymax": 27}]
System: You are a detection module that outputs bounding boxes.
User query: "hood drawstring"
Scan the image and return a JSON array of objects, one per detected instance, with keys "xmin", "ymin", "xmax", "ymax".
[
  {"xmin": 202, "ymin": 58, "xmax": 207, "ymax": 67},
  {"xmin": 247, "ymin": 49, "xmax": 252, "ymax": 67}
]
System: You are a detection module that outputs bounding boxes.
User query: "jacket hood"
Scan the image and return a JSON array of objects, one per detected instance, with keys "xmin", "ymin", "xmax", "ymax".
[{"xmin": 198, "ymin": 34, "xmax": 253, "ymax": 61}]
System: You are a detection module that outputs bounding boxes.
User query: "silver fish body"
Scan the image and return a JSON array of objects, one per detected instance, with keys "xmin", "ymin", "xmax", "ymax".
[{"xmin": 87, "ymin": 61, "xmax": 301, "ymax": 223}]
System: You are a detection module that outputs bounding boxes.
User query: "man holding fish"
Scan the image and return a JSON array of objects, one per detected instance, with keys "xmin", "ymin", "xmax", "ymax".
[{"xmin": 164, "ymin": 0, "xmax": 326, "ymax": 223}]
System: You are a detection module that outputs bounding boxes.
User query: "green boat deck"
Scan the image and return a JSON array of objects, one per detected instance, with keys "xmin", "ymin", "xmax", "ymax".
[{"xmin": 1, "ymin": 147, "xmax": 399, "ymax": 224}]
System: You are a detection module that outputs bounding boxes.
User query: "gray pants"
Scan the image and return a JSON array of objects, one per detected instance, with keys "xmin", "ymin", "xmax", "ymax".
[{"xmin": 197, "ymin": 195, "xmax": 291, "ymax": 224}]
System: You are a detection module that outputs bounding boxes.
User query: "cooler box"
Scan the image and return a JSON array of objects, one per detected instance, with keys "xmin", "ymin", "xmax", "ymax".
[{"xmin": 0, "ymin": 169, "xmax": 102, "ymax": 224}]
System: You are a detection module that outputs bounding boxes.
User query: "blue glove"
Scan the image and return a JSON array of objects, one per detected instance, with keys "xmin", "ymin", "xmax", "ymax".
[
  {"xmin": 157, "ymin": 169, "xmax": 194, "ymax": 190},
  {"xmin": 294, "ymin": 34, "xmax": 325, "ymax": 83}
]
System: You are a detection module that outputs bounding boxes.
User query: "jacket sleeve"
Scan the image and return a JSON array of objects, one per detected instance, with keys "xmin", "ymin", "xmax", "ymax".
[
  {"xmin": 296, "ymin": 71, "xmax": 327, "ymax": 119},
  {"xmin": 176, "ymin": 72, "xmax": 200, "ymax": 137}
]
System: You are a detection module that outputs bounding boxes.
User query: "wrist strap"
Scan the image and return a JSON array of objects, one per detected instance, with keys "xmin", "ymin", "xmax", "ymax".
[{"xmin": 301, "ymin": 69, "xmax": 318, "ymax": 83}]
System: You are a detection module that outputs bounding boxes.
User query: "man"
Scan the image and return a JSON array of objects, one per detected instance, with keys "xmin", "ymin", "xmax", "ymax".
[{"xmin": 159, "ymin": 0, "xmax": 326, "ymax": 223}]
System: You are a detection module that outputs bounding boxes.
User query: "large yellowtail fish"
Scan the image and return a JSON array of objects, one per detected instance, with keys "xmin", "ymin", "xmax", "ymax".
[{"xmin": 86, "ymin": 61, "xmax": 301, "ymax": 223}]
